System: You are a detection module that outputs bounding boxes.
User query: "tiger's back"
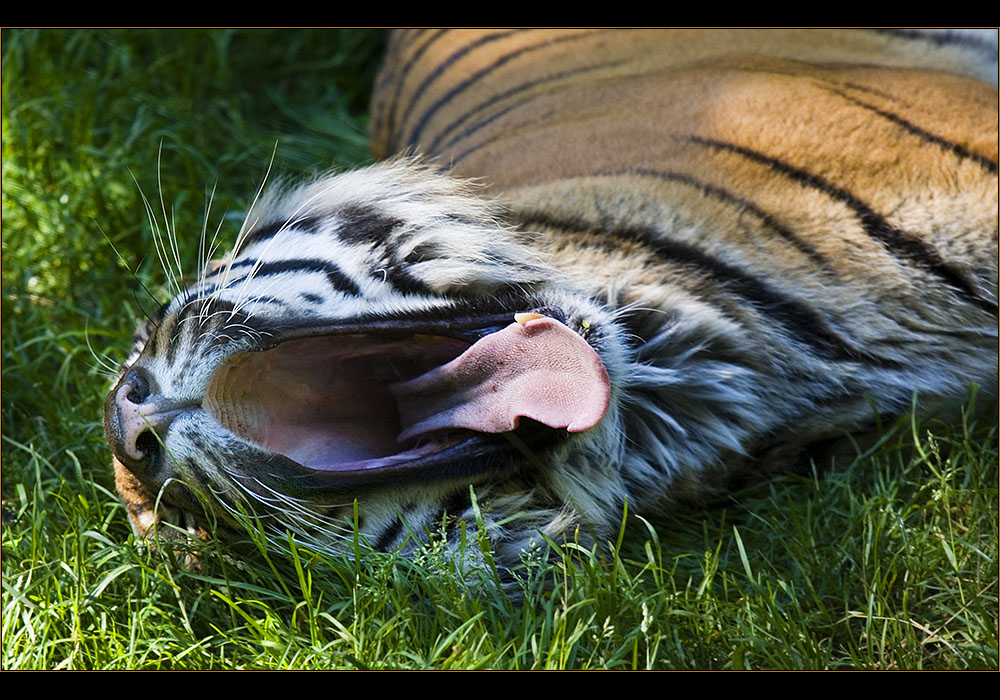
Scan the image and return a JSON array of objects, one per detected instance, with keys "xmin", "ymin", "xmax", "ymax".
[
  {"xmin": 106, "ymin": 29, "xmax": 997, "ymax": 569},
  {"xmin": 372, "ymin": 28, "xmax": 998, "ymax": 453},
  {"xmin": 373, "ymin": 30, "xmax": 996, "ymax": 297}
]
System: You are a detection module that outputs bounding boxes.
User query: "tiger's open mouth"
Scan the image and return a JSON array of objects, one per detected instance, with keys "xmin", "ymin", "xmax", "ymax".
[{"xmin": 202, "ymin": 313, "xmax": 610, "ymax": 479}]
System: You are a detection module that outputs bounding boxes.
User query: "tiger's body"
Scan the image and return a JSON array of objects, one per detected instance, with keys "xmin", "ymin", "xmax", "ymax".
[{"xmin": 105, "ymin": 29, "xmax": 998, "ymax": 571}]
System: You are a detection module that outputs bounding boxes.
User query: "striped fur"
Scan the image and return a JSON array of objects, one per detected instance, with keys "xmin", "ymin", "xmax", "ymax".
[{"xmin": 107, "ymin": 29, "xmax": 998, "ymax": 573}]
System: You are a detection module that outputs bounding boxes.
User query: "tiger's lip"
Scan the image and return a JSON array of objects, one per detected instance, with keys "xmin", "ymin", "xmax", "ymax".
[
  {"xmin": 266, "ymin": 428, "xmax": 547, "ymax": 491},
  {"xmin": 259, "ymin": 306, "xmax": 568, "ymax": 350}
]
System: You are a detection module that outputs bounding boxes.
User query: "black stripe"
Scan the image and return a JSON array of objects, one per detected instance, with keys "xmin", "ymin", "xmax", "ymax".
[
  {"xmin": 142, "ymin": 301, "xmax": 173, "ymax": 356},
  {"xmin": 429, "ymin": 58, "xmax": 630, "ymax": 156},
  {"xmin": 348, "ymin": 209, "xmax": 435, "ymax": 295},
  {"xmin": 489, "ymin": 167, "xmax": 830, "ymax": 268},
  {"xmin": 372, "ymin": 515, "xmax": 404, "ymax": 552},
  {"xmin": 184, "ymin": 283, "xmax": 288, "ymax": 314},
  {"xmin": 630, "ymin": 168, "xmax": 831, "ymax": 269},
  {"xmin": 146, "ymin": 319, "xmax": 163, "ymax": 358},
  {"xmin": 429, "ymin": 488, "xmax": 474, "ymax": 540},
  {"xmin": 686, "ymin": 136, "xmax": 998, "ymax": 314},
  {"xmin": 450, "ymin": 128, "xmax": 510, "ymax": 170},
  {"xmin": 225, "ymin": 258, "xmax": 361, "ymax": 297},
  {"xmin": 183, "ymin": 299, "xmax": 242, "ymax": 353},
  {"xmin": 181, "ymin": 282, "xmax": 221, "ymax": 303},
  {"xmin": 240, "ymin": 215, "xmax": 324, "ymax": 249},
  {"xmin": 443, "ymin": 487, "xmax": 472, "ymax": 519},
  {"xmin": 371, "ymin": 29, "xmax": 432, "ymax": 138},
  {"xmin": 222, "ymin": 294, "xmax": 288, "ymax": 308},
  {"xmin": 381, "ymin": 263, "xmax": 430, "ymax": 295},
  {"xmin": 833, "ymin": 91, "xmax": 998, "ymax": 174},
  {"xmin": 868, "ymin": 28, "xmax": 998, "ymax": 56},
  {"xmin": 163, "ymin": 300, "xmax": 204, "ymax": 364},
  {"xmin": 375, "ymin": 29, "xmax": 452, "ymax": 153},
  {"xmin": 514, "ymin": 211, "xmax": 898, "ymax": 366},
  {"xmin": 201, "ymin": 315, "xmax": 263, "ymax": 354},
  {"xmin": 392, "ymin": 29, "xmax": 526, "ymax": 153},
  {"xmin": 407, "ymin": 29, "xmax": 620, "ymax": 151},
  {"xmin": 164, "ymin": 296, "xmax": 212, "ymax": 363},
  {"xmin": 335, "ymin": 205, "xmax": 405, "ymax": 245},
  {"xmin": 831, "ymin": 79, "xmax": 903, "ymax": 104}
]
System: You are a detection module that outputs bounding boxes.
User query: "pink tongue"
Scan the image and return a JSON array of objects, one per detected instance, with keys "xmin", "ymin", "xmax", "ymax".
[{"xmin": 390, "ymin": 316, "xmax": 610, "ymax": 442}]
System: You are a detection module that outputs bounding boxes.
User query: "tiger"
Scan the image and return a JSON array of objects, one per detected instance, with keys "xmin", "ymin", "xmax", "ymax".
[{"xmin": 104, "ymin": 29, "xmax": 999, "ymax": 575}]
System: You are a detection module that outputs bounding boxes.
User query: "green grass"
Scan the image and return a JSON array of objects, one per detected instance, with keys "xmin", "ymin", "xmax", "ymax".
[{"xmin": 3, "ymin": 28, "xmax": 997, "ymax": 670}]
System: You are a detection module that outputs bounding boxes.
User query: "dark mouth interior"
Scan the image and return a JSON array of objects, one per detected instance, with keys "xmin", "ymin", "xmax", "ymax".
[{"xmin": 204, "ymin": 333, "xmax": 473, "ymax": 471}]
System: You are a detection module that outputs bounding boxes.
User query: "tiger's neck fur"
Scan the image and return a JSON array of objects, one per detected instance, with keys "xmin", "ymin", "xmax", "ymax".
[{"xmin": 371, "ymin": 28, "xmax": 997, "ymax": 513}]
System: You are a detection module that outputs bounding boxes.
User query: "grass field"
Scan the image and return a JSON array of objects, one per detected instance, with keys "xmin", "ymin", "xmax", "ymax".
[{"xmin": 2, "ymin": 28, "xmax": 997, "ymax": 670}]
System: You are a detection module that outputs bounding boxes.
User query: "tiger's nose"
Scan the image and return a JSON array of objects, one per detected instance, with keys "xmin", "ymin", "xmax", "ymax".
[{"xmin": 104, "ymin": 371, "xmax": 185, "ymax": 478}]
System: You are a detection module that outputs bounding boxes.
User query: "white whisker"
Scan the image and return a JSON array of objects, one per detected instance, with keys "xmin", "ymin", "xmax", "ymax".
[{"xmin": 155, "ymin": 143, "xmax": 184, "ymax": 295}]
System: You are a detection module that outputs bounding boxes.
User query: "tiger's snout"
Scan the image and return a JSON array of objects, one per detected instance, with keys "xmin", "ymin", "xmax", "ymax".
[{"xmin": 104, "ymin": 369, "xmax": 191, "ymax": 485}]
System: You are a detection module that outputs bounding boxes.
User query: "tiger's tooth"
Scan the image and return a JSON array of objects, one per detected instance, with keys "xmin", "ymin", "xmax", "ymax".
[{"xmin": 514, "ymin": 312, "xmax": 545, "ymax": 326}]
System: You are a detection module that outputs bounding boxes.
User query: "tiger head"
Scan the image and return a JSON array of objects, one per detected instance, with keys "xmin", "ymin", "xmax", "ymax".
[{"xmin": 104, "ymin": 161, "xmax": 632, "ymax": 564}]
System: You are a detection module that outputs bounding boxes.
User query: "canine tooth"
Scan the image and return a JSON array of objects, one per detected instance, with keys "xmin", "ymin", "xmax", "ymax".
[{"xmin": 514, "ymin": 312, "xmax": 545, "ymax": 326}]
